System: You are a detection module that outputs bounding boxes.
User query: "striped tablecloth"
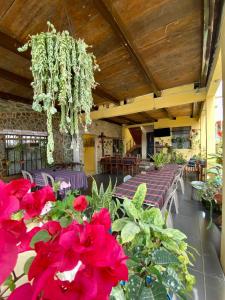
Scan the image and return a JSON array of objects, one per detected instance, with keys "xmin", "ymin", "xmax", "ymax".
[
  {"xmin": 115, "ymin": 164, "xmax": 180, "ymax": 208},
  {"xmin": 32, "ymin": 169, "xmax": 88, "ymax": 190}
]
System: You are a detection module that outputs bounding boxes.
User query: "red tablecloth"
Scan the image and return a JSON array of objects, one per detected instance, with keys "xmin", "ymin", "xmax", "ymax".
[{"xmin": 114, "ymin": 164, "xmax": 179, "ymax": 208}]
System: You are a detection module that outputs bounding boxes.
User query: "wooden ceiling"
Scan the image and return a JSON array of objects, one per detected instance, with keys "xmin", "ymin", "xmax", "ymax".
[{"xmin": 0, "ymin": 0, "xmax": 222, "ymax": 124}]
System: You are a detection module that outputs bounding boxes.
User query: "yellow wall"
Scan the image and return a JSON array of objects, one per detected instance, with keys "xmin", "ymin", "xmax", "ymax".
[
  {"xmin": 122, "ymin": 126, "xmax": 134, "ymax": 154},
  {"xmin": 123, "ymin": 117, "xmax": 203, "ymax": 160},
  {"xmin": 83, "ymin": 134, "xmax": 96, "ymax": 175}
]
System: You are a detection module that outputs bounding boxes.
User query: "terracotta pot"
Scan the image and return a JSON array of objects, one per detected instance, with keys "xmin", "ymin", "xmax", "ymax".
[{"xmin": 214, "ymin": 193, "xmax": 222, "ymax": 205}]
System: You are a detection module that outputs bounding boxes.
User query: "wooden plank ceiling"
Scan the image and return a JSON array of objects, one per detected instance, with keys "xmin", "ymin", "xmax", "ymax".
[{"xmin": 0, "ymin": 0, "xmax": 222, "ymax": 124}]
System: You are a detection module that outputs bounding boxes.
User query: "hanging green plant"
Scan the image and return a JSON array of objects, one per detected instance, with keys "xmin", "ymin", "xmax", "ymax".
[{"xmin": 18, "ymin": 22, "xmax": 99, "ymax": 164}]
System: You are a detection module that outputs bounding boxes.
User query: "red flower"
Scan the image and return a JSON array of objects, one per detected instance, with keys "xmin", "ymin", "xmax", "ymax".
[
  {"xmin": 21, "ymin": 186, "xmax": 56, "ymax": 218},
  {"xmin": 91, "ymin": 208, "xmax": 111, "ymax": 231},
  {"xmin": 73, "ymin": 195, "xmax": 88, "ymax": 212}
]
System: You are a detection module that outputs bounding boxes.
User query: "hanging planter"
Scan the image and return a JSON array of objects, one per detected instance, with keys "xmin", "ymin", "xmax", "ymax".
[{"xmin": 18, "ymin": 22, "xmax": 99, "ymax": 164}]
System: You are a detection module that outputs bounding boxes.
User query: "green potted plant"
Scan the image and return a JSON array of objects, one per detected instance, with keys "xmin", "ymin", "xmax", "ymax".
[
  {"xmin": 151, "ymin": 151, "xmax": 168, "ymax": 170},
  {"xmin": 111, "ymin": 184, "xmax": 196, "ymax": 299}
]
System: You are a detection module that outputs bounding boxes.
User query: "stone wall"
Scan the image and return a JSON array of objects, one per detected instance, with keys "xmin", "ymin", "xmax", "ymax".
[
  {"xmin": 0, "ymin": 105, "xmax": 122, "ymax": 176},
  {"xmin": 0, "ymin": 111, "xmax": 73, "ymax": 177}
]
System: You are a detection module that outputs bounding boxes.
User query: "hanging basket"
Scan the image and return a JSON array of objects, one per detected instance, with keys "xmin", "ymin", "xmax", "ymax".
[{"xmin": 18, "ymin": 22, "xmax": 99, "ymax": 164}]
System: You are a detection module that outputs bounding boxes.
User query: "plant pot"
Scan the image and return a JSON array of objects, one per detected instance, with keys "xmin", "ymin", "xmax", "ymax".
[{"xmin": 214, "ymin": 193, "xmax": 222, "ymax": 205}]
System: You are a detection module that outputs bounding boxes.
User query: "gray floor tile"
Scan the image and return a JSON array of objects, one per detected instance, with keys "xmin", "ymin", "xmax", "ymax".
[{"xmin": 205, "ymin": 273, "xmax": 225, "ymax": 300}]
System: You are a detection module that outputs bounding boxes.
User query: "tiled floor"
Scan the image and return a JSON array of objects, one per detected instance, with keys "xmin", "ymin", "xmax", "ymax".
[{"xmin": 85, "ymin": 174, "xmax": 225, "ymax": 300}]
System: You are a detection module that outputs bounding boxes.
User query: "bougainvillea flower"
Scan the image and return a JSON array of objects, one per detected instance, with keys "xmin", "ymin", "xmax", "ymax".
[
  {"xmin": 91, "ymin": 208, "xmax": 111, "ymax": 231},
  {"xmin": 3, "ymin": 178, "xmax": 32, "ymax": 201},
  {"xmin": 21, "ymin": 186, "xmax": 56, "ymax": 218},
  {"xmin": 73, "ymin": 195, "xmax": 88, "ymax": 211},
  {"xmin": 8, "ymin": 283, "xmax": 33, "ymax": 300},
  {"xmin": 0, "ymin": 220, "xmax": 26, "ymax": 285},
  {"xmin": 0, "ymin": 186, "xmax": 19, "ymax": 221}
]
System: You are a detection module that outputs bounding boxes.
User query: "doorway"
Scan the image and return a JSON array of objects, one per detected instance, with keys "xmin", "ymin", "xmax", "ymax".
[
  {"xmin": 83, "ymin": 134, "xmax": 96, "ymax": 175},
  {"xmin": 146, "ymin": 132, "xmax": 154, "ymax": 159}
]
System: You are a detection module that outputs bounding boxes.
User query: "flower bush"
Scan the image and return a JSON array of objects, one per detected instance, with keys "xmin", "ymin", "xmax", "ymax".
[{"xmin": 0, "ymin": 179, "xmax": 128, "ymax": 299}]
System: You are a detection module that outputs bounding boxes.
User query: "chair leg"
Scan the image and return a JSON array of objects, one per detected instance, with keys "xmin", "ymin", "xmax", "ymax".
[
  {"xmin": 173, "ymin": 192, "xmax": 179, "ymax": 214},
  {"xmin": 179, "ymin": 177, "xmax": 185, "ymax": 194}
]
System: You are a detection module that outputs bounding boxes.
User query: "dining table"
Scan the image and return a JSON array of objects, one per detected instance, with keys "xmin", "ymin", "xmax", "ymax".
[
  {"xmin": 114, "ymin": 164, "xmax": 180, "ymax": 208},
  {"xmin": 32, "ymin": 168, "xmax": 88, "ymax": 190}
]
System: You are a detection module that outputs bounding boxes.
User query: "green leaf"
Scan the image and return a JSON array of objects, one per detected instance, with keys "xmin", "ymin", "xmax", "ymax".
[
  {"xmin": 163, "ymin": 228, "xmax": 187, "ymax": 241},
  {"xmin": 24, "ymin": 256, "xmax": 35, "ymax": 274},
  {"xmin": 112, "ymin": 218, "xmax": 129, "ymax": 232},
  {"xmin": 3, "ymin": 274, "xmax": 15, "ymax": 291},
  {"xmin": 123, "ymin": 198, "xmax": 140, "ymax": 220},
  {"xmin": 140, "ymin": 282, "xmax": 167, "ymax": 300},
  {"xmin": 59, "ymin": 216, "xmax": 72, "ymax": 227},
  {"xmin": 143, "ymin": 208, "xmax": 164, "ymax": 227},
  {"xmin": 121, "ymin": 222, "xmax": 140, "ymax": 243},
  {"xmin": 132, "ymin": 183, "xmax": 147, "ymax": 208},
  {"xmin": 151, "ymin": 248, "xmax": 179, "ymax": 265},
  {"xmin": 127, "ymin": 275, "xmax": 145, "ymax": 300},
  {"xmin": 30, "ymin": 229, "xmax": 51, "ymax": 248},
  {"xmin": 110, "ymin": 285, "xmax": 126, "ymax": 300}
]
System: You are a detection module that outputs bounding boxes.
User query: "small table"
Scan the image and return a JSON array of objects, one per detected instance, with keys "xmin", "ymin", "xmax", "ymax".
[
  {"xmin": 32, "ymin": 169, "xmax": 88, "ymax": 190},
  {"xmin": 114, "ymin": 164, "xmax": 179, "ymax": 208}
]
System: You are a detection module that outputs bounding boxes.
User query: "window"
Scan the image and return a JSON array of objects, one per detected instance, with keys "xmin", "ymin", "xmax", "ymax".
[
  {"xmin": 171, "ymin": 127, "xmax": 191, "ymax": 149},
  {"xmin": 2, "ymin": 132, "xmax": 47, "ymax": 176}
]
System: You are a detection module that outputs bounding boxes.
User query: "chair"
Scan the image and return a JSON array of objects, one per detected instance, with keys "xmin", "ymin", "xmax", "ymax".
[
  {"xmin": 177, "ymin": 165, "xmax": 185, "ymax": 194},
  {"xmin": 123, "ymin": 175, "xmax": 132, "ymax": 183},
  {"xmin": 21, "ymin": 170, "xmax": 34, "ymax": 183},
  {"xmin": 41, "ymin": 172, "xmax": 55, "ymax": 187},
  {"xmin": 161, "ymin": 186, "xmax": 178, "ymax": 227}
]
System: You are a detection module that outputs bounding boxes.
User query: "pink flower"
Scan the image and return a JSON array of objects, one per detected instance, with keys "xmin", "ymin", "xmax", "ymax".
[
  {"xmin": 91, "ymin": 208, "xmax": 111, "ymax": 231},
  {"xmin": 21, "ymin": 186, "xmax": 56, "ymax": 218},
  {"xmin": 0, "ymin": 220, "xmax": 26, "ymax": 285},
  {"xmin": 3, "ymin": 178, "xmax": 32, "ymax": 201},
  {"xmin": 73, "ymin": 195, "xmax": 88, "ymax": 212}
]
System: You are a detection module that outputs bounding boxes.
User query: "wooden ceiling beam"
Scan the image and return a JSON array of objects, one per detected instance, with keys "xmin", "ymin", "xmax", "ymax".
[
  {"xmin": 163, "ymin": 108, "xmax": 175, "ymax": 120},
  {"xmin": 102, "ymin": 118, "xmax": 121, "ymax": 126},
  {"xmin": 94, "ymin": 86, "xmax": 120, "ymax": 104},
  {"xmin": 139, "ymin": 112, "xmax": 156, "ymax": 122},
  {"xmin": 0, "ymin": 91, "xmax": 32, "ymax": 105},
  {"xmin": 90, "ymin": 86, "xmax": 206, "ymax": 120},
  {"xmin": 94, "ymin": 0, "xmax": 161, "ymax": 97},
  {"xmin": 0, "ymin": 31, "xmax": 31, "ymax": 60},
  {"xmin": 0, "ymin": 31, "xmax": 119, "ymax": 105},
  {"xmin": 0, "ymin": 68, "xmax": 31, "ymax": 88},
  {"xmin": 201, "ymin": 0, "xmax": 216, "ymax": 86},
  {"xmin": 192, "ymin": 102, "xmax": 200, "ymax": 118}
]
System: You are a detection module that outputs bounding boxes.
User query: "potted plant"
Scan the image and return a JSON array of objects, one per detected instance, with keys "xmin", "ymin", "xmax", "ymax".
[
  {"xmin": 111, "ymin": 184, "xmax": 196, "ymax": 299},
  {"xmin": 151, "ymin": 151, "xmax": 168, "ymax": 170}
]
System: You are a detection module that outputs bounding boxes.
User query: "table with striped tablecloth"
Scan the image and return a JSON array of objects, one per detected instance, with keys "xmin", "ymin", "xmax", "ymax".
[
  {"xmin": 32, "ymin": 169, "xmax": 88, "ymax": 190},
  {"xmin": 114, "ymin": 164, "xmax": 180, "ymax": 208}
]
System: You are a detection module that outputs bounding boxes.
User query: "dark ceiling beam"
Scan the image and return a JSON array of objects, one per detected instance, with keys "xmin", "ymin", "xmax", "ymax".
[
  {"xmin": 94, "ymin": 0, "xmax": 161, "ymax": 97},
  {"xmin": 0, "ymin": 91, "xmax": 32, "ymax": 105},
  {"xmin": 201, "ymin": 0, "xmax": 216, "ymax": 86},
  {"xmin": 94, "ymin": 86, "xmax": 120, "ymax": 104},
  {"xmin": 102, "ymin": 118, "xmax": 121, "ymax": 126},
  {"xmin": 0, "ymin": 68, "xmax": 31, "ymax": 88},
  {"xmin": 117, "ymin": 116, "xmax": 138, "ymax": 125},
  {"xmin": 163, "ymin": 108, "xmax": 175, "ymax": 120},
  {"xmin": 0, "ymin": 31, "xmax": 31, "ymax": 60},
  {"xmin": 0, "ymin": 31, "xmax": 119, "ymax": 105},
  {"xmin": 139, "ymin": 112, "xmax": 156, "ymax": 123},
  {"xmin": 192, "ymin": 102, "xmax": 200, "ymax": 118}
]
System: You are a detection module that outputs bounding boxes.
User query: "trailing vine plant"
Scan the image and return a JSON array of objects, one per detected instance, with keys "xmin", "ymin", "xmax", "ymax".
[{"xmin": 18, "ymin": 22, "xmax": 99, "ymax": 164}]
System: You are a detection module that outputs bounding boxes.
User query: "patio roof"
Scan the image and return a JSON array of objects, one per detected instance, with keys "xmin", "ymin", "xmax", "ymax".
[{"xmin": 0, "ymin": 0, "xmax": 222, "ymax": 123}]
